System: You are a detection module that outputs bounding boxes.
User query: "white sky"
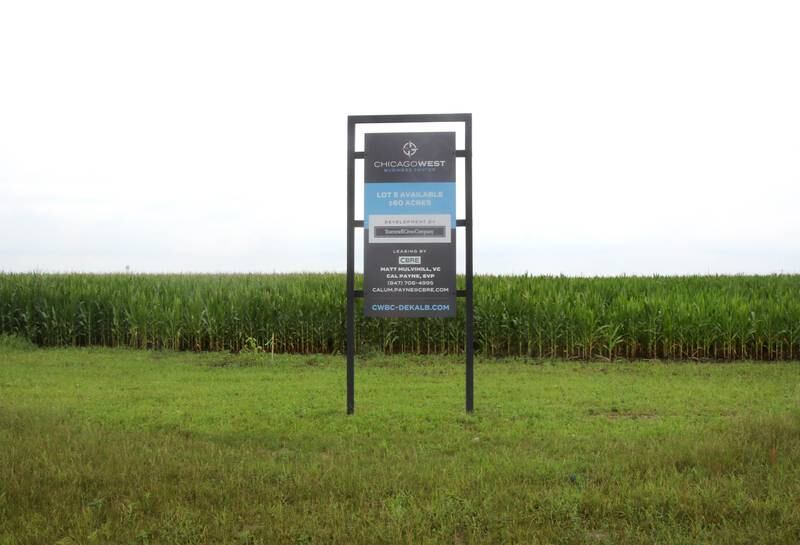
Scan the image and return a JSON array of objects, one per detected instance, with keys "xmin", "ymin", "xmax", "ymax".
[{"xmin": 1, "ymin": 0, "xmax": 798, "ymax": 275}]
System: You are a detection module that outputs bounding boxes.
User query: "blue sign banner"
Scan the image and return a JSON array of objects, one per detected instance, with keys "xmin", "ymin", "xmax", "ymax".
[{"xmin": 364, "ymin": 182, "xmax": 456, "ymax": 228}]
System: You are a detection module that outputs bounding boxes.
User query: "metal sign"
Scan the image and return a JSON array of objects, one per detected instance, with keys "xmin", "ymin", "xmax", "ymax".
[
  {"xmin": 364, "ymin": 132, "xmax": 456, "ymax": 318},
  {"xmin": 346, "ymin": 114, "xmax": 474, "ymax": 415}
]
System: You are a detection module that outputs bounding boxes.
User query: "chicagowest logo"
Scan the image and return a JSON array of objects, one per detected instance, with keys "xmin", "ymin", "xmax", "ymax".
[{"xmin": 374, "ymin": 140, "xmax": 446, "ymax": 169}]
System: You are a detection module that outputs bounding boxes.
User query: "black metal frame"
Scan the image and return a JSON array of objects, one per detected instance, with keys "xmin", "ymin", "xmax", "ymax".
[{"xmin": 347, "ymin": 113, "xmax": 474, "ymax": 414}]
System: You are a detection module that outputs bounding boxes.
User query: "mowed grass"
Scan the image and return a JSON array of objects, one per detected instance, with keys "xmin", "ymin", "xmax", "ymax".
[{"xmin": 1, "ymin": 346, "xmax": 799, "ymax": 544}]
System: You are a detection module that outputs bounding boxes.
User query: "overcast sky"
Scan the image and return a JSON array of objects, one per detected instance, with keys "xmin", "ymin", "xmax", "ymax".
[{"xmin": 1, "ymin": 1, "xmax": 798, "ymax": 275}]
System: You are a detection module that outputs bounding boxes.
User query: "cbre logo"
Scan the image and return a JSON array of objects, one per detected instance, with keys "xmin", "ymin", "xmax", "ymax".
[
  {"xmin": 402, "ymin": 141, "xmax": 418, "ymax": 157},
  {"xmin": 399, "ymin": 256, "xmax": 421, "ymax": 265}
]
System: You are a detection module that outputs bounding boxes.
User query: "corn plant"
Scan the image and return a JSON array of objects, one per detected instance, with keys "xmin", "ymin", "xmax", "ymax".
[{"xmin": 0, "ymin": 272, "xmax": 798, "ymax": 360}]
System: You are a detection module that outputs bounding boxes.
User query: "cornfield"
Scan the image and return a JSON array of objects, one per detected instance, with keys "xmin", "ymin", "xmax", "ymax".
[{"xmin": 1, "ymin": 273, "xmax": 798, "ymax": 360}]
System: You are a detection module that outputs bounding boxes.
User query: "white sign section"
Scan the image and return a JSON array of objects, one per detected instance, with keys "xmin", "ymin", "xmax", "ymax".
[{"xmin": 368, "ymin": 214, "xmax": 452, "ymax": 244}]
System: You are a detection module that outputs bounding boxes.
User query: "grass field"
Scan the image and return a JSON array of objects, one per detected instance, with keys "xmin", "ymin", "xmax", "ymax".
[{"xmin": 1, "ymin": 343, "xmax": 799, "ymax": 544}]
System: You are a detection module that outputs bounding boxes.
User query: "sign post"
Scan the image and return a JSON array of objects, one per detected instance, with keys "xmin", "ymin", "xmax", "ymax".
[{"xmin": 346, "ymin": 114, "xmax": 473, "ymax": 414}]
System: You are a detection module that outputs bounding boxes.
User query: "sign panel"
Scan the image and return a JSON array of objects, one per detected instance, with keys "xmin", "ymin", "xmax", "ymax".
[{"xmin": 364, "ymin": 132, "xmax": 456, "ymax": 318}]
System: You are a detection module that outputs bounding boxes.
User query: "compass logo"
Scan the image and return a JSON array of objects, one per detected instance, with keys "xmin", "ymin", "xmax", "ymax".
[{"xmin": 402, "ymin": 141, "xmax": 418, "ymax": 157}]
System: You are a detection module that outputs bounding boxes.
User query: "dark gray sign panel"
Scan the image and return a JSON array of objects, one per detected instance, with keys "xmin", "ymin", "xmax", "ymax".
[{"xmin": 364, "ymin": 132, "xmax": 456, "ymax": 318}]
